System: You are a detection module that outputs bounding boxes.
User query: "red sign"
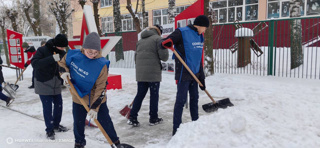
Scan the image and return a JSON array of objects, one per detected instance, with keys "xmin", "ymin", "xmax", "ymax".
[
  {"xmin": 174, "ymin": 0, "xmax": 204, "ymax": 29},
  {"xmin": 6, "ymin": 29, "xmax": 24, "ymax": 69}
]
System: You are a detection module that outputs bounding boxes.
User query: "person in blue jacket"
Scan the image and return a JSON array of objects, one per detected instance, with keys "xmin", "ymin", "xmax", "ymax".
[
  {"xmin": 161, "ymin": 15, "xmax": 209, "ymax": 136},
  {"xmin": 58, "ymin": 32, "xmax": 121, "ymax": 148}
]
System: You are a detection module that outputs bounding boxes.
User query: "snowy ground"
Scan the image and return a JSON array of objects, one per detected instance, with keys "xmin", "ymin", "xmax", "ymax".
[{"xmin": 1, "ymin": 65, "xmax": 320, "ymax": 148}]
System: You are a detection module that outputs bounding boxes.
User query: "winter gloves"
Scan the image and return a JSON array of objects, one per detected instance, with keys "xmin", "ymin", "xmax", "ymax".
[
  {"xmin": 88, "ymin": 109, "xmax": 97, "ymax": 119},
  {"xmin": 53, "ymin": 54, "xmax": 60, "ymax": 62},
  {"xmin": 24, "ymin": 63, "xmax": 29, "ymax": 68},
  {"xmin": 61, "ymin": 72, "xmax": 71, "ymax": 86},
  {"xmin": 199, "ymin": 78, "xmax": 206, "ymax": 91}
]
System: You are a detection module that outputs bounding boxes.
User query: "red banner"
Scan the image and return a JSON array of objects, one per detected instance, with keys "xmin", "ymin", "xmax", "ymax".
[{"xmin": 6, "ymin": 29, "xmax": 24, "ymax": 69}]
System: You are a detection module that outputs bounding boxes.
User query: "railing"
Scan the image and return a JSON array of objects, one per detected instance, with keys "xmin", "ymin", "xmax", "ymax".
[{"xmin": 212, "ymin": 16, "xmax": 320, "ymax": 79}]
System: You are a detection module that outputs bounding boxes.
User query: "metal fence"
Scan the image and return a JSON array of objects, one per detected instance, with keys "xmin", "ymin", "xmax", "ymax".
[{"xmin": 213, "ymin": 16, "xmax": 320, "ymax": 79}]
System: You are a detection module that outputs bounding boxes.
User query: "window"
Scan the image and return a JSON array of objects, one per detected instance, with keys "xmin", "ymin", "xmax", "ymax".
[
  {"xmin": 245, "ymin": 0, "xmax": 258, "ymax": 20},
  {"xmin": 121, "ymin": 13, "xmax": 148, "ymax": 32},
  {"xmin": 211, "ymin": 0, "xmax": 249, "ymax": 23},
  {"xmin": 307, "ymin": 0, "xmax": 320, "ymax": 15},
  {"xmin": 101, "ymin": 0, "xmax": 112, "ymax": 7},
  {"xmin": 101, "ymin": 17, "xmax": 113, "ymax": 33},
  {"xmin": 153, "ymin": 9, "xmax": 168, "ymax": 25},
  {"xmin": 267, "ymin": 0, "xmax": 312, "ymax": 19}
]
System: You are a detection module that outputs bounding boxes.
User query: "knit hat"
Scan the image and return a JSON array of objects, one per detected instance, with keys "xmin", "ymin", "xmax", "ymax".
[
  {"xmin": 193, "ymin": 15, "xmax": 210, "ymax": 27},
  {"xmin": 22, "ymin": 42, "xmax": 29, "ymax": 48},
  {"xmin": 82, "ymin": 32, "xmax": 101, "ymax": 51},
  {"xmin": 53, "ymin": 34, "xmax": 68, "ymax": 47},
  {"xmin": 154, "ymin": 25, "xmax": 163, "ymax": 35},
  {"xmin": 40, "ymin": 40, "xmax": 46, "ymax": 46}
]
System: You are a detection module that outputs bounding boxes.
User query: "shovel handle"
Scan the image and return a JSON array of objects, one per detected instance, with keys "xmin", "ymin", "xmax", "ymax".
[
  {"xmin": 162, "ymin": 39, "xmax": 216, "ymax": 104},
  {"xmin": 67, "ymin": 78, "xmax": 116, "ymax": 146},
  {"xmin": 14, "ymin": 68, "xmax": 27, "ymax": 85}
]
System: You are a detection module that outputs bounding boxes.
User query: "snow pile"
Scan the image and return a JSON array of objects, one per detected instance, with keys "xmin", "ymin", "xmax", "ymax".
[{"xmin": 235, "ymin": 28, "xmax": 254, "ymax": 37}]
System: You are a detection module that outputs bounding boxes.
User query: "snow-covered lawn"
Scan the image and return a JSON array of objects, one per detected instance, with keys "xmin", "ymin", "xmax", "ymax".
[{"xmin": 1, "ymin": 66, "xmax": 320, "ymax": 148}]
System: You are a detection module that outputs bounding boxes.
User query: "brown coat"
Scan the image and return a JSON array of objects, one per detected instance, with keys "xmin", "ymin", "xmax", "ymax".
[{"xmin": 58, "ymin": 48, "xmax": 108, "ymax": 112}]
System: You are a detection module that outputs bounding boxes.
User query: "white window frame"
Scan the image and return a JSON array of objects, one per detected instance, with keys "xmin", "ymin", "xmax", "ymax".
[
  {"xmin": 266, "ymin": 0, "xmax": 320, "ymax": 19},
  {"xmin": 101, "ymin": 0, "xmax": 112, "ymax": 8},
  {"xmin": 101, "ymin": 17, "xmax": 113, "ymax": 33},
  {"xmin": 121, "ymin": 13, "xmax": 148, "ymax": 32},
  {"xmin": 153, "ymin": 9, "xmax": 169, "ymax": 25},
  {"xmin": 211, "ymin": 0, "xmax": 250, "ymax": 24}
]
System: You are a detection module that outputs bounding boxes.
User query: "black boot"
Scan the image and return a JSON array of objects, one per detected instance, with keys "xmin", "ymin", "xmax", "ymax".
[
  {"xmin": 128, "ymin": 117, "xmax": 140, "ymax": 127},
  {"xmin": 6, "ymin": 97, "xmax": 13, "ymax": 107},
  {"xmin": 149, "ymin": 117, "xmax": 163, "ymax": 126},
  {"xmin": 74, "ymin": 143, "xmax": 85, "ymax": 148},
  {"xmin": 54, "ymin": 125, "xmax": 68, "ymax": 132},
  {"xmin": 46, "ymin": 131, "xmax": 55, "ymax": 140}
]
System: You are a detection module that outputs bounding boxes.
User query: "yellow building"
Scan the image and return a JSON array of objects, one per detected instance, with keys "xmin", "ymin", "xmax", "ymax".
[{"xmin": 71, "ymin": 0, "xmax": 320, "ymax": 37}]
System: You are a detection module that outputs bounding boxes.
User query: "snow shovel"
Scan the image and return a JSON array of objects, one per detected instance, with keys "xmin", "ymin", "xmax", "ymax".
[
  {"xmin": 8, "ymin": 67, "xmax": 27, "ymax": 92},
  {"xmin": 162, "ymin": 39, "xmax": 234, "ymax": 113},
  {"xmin": 66, "ymin": 78, "xmax": 134, "ymax": 148},
  {"xmin": 119, "ymin": 100, "xmax": 134, "ymax": 119}
]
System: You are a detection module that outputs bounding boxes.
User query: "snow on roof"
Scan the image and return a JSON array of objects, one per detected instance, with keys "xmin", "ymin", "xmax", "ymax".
[{"xmin": 235, "ymin": 27, "xmax": 254, "ymax": 37}]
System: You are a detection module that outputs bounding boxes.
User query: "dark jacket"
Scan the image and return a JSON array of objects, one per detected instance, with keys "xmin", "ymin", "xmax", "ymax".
[
  {"xmin": 0, "ymin": 56, "xmax": 3, "ymax": 84},
  {"xmin": 31, "ymin": 39, "xmax": 66, "ymax": 95},
  {"xmin": 135, "ymin": 27, "xmax": 169, "ymax": 82},
  {"xmin": 162, "ymin": 25, "xmax": 205, "ymax": 82}
]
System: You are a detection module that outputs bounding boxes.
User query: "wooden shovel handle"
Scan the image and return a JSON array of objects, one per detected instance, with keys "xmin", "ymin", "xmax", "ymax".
[
  {"xmin": 14, "ymin": 68, "xmax": 27, "ymax": 85},
  {"xmin": 67, "ymin": 78, "xmax": 116, "ymax": 146},
  {"xmin": 162, "ymin": 39, "xmax": 216, "ymax": 104}
]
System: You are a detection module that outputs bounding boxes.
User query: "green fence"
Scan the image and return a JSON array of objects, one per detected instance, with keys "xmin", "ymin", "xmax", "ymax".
[{"xmin": 212, "ymin": 16, "xmax": 320, "ymax": 79}]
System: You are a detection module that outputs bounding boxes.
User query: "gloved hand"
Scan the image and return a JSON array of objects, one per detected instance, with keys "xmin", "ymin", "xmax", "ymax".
[
  {"xmin": 53, "ymin": 54, "xmax": 60, "ymax": 61},
  {"xmin": 24, "ymin": 63, "xmax": 28, "ymax": 68},
  {"xmin": 88, "ymin": 109, "xmax": 97, "ymax": 120},
  {"xmin": 61, "ymin": 72, "xmax": 71, "ymax": 83},
  {"xmin": 199, "ymin": 79, "xmax": 206, "ymax": 91}
]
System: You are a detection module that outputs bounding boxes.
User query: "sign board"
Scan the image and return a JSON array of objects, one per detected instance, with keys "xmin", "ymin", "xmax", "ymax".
[{"xmin": 6, "ymin": 29, "xmax": 24, "ymax": 69}]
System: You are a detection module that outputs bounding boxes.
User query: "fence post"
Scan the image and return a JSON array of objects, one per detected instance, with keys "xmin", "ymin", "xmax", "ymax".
[{"xmin": 268, "ymin": 20, "xmax": 274, "ymax": 75}]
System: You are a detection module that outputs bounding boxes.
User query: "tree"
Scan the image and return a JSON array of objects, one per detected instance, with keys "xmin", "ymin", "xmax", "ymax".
[
  {"xmin": 79, "ymin": 0, "xmax": 86, "ymax": 9},
  {"xmin": 126, "ymin": 0, "xmax": 141, "ymax": 33},
  {"xmin": 141, "ymin": 0, "xmax": 147, "ymax": 29},
  {"xmin": 289, "ymin": 0, "xmax": 303, "ymax": 69},
  {"xmin": 203, "ymin": 0, "xmax": 216, "ymax": 76},
  {"xmin": 91, "ymin": 0, "xmax": 102, "ymax": 35},
  {"xmin": 49, "ymin": 0, "xmax": 74, "ymax": 36},
  {"xmin": 0, "ymin": 16, "xmax": 10, "ymax": 66},
  {"xmin": 113, "ymin": 0, "xmax": 124, "ymax": 61},
  {"xmin": 168, "ymin": 0, "xmax": 176, "ymax": 24},
  {"xmin": 5, "ymin": 8, "xmax": 19, "ymax": 31},
  {"xmin": 21, "ymin": 0, "xmax": 42, "ymax": 36}
]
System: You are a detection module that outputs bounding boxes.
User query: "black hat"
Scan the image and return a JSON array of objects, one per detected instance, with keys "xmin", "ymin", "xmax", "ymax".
[
  {"xmin": 53, "ymin": 34, "xmax": 68, "ymax": 47},
  {"xmin": 154, "ymin": 25, "xmax": 163, "ymax": 35},
  {"xmin": 193, "ymin": 15, "xmax": 209, "ymax": 27},
  {"xmin": 22, "ymin": 42, "xmax": 29, "ymax": 48}
]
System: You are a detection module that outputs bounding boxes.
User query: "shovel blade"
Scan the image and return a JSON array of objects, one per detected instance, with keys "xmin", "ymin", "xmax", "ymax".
[
  {"xmin": 119, "ymin": 105, "xmax": 131, "ymax": 117},
  {"xmin": 202, "ymin": 98, "xmax": 234, "ymax": 113},
  {"xmin": 116, "ymin": 143, "xmax": 135, "ymax": 148},
  {"xmin": 9, "ymin": 83, "xmax": 19, "ymax": 91},
  {"xmin": 202, "ymin": 102, "xmax": 219, "ymax": 113}
]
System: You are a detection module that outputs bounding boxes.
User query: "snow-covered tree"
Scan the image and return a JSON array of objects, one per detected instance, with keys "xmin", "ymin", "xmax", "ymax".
[
  {"xmin": 168, "ymin": 0, "xmax": 176, "ymax": 24},
  {"xmin": 91, "ymin": 0, "xmax": 102, "ymax": 36},
  {"xmin": 113, "ymin": 0, "xmax": 124, "ymax": 61},
  {"xmin": 20, "ymin": 0, "xmax": 42, "ymax": 36},
  {"xmin": 49, "ymin": 0, "xmax": 74, "ymax": 36},
  {"xmin": 203, "ymin": 0, "xmax": 216, "ymax": 76},
  {"xmin": 289, "ymin": 0, "xmax": 303, "ymax": 69},
  {"xmin": 78, "ymin": 0, "xmax": 86, "ymax": 9},
  {"xmin": 126, "ymin": 0, "xmax": 141, "ymax": 33},
  {"xmin": 0, "ymin": 6, "xmax": 10, "ymax": 66},
  {"xmin": 5, "ymin": 8, "xmax": 19, "ymax": 32},
  {"xmin": 141, "ymin": 0, "xmax": 147, "ymax": 29}
]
